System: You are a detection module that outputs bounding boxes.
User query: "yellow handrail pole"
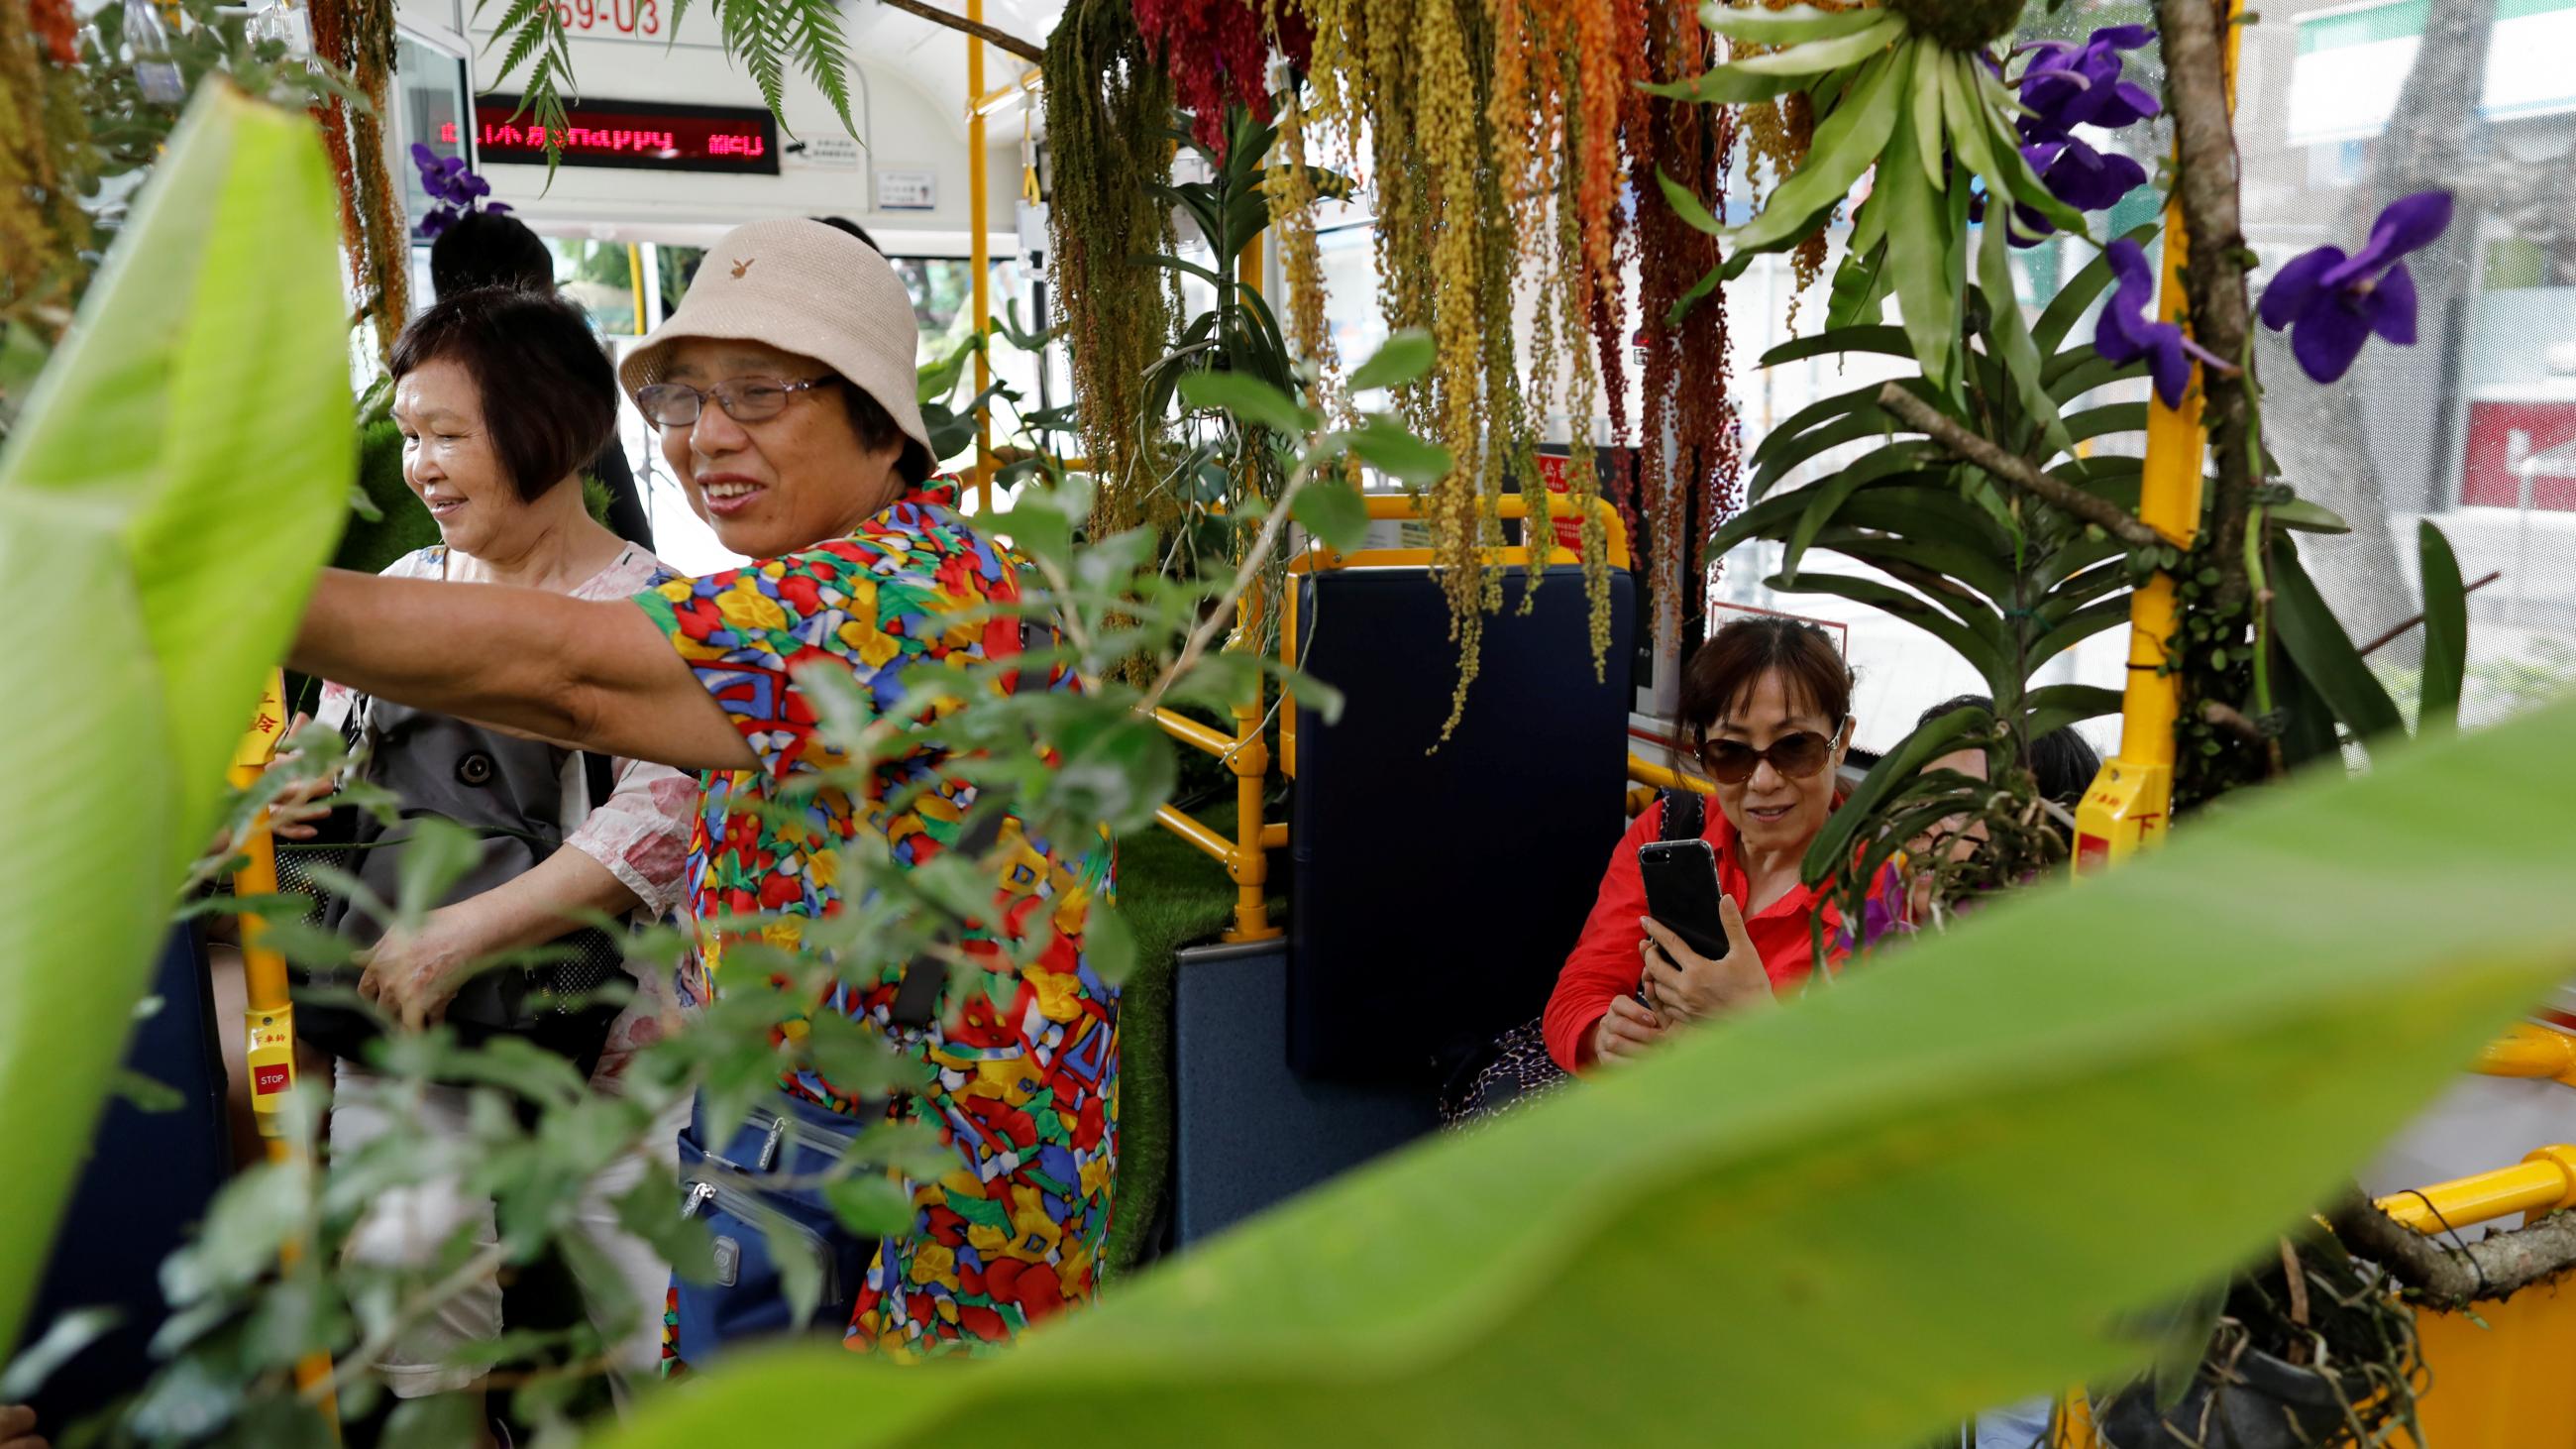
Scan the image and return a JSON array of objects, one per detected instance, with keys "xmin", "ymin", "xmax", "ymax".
[
  {"xmin": 1226, "ymin": 231, "xmax": 1280, "ymax": 942},
  {"xmin": 2375, "ymin": 1148, "xmax": 2576, "ymax": 1235},
  {"xmin": 2072, "ymin": 2, "xmax": 2242, "ymax": 874},
  {"xmin": 625, "ymin": 241, "xmax": 647, "ymax": 336},
  {"xmin": 226, "ymin": 670, "xmax": 340, "ymax": 1425},
  {"xmin": 2057, "ymin": 12, "xmax": 2242, "ymax": 1443},
  {"xmin": 967, "ymin": 0, "xmax": 993, "ymax": 513}
]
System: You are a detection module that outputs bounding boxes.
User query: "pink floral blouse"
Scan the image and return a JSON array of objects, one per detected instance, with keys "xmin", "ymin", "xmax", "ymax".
[{"xmin": 317, "ymin": 542, "xmax": 694, "ymax": 1085}]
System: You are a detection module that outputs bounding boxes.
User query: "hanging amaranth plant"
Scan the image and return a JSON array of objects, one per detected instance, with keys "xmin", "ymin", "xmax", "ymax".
[{"xmin": 1045, "ymin": 0, "xmax": 1181, "ymax": 544}]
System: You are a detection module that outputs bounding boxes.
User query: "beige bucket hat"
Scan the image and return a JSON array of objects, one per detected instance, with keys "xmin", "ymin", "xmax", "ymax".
[{"xmin": 618, "ymin": 218, "xmax": 928, "ymax": 458}]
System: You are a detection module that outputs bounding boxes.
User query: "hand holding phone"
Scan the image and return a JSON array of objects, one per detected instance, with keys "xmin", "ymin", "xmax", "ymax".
[{"xmin": 1637, "ymin": 838, "xmax": 1731, "ymax": 961}]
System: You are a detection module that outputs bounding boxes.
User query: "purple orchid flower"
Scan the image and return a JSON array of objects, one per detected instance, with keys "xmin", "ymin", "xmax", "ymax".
[
  {"xmin": 2094, "ymin": 239, "xmax": 2231, "ymax": 408},
  {"xmin": 2256, "ymin": 190, "xmax": 2453, "ymax": 385},
  {"xmin": 2018, "ymin": 25, "xmax": 2161, "ymax": 142},
  {"xmin": 1992, "ymin": 25, "xmax": 2162, "ymax": 244},
  {"xmin": 407, "ymin": 143, "xmax": 510, "ymax": 239}
]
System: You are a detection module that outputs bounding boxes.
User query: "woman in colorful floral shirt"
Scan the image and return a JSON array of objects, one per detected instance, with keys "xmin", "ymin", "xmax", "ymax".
[{"xmin": 289, "ymin": 219, "xmax": 1117, "ymax": 1363}]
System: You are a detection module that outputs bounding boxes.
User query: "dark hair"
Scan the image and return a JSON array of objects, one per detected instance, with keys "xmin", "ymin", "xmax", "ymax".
[
  {"xmin": 810, "ymin": 215, "xmax": 885, "ymax": 253},
  {"xmin": 834, "ymin": 384, "xmax": 933, "ymax": 488},
  {"xmin": 389, "ymin": 287, "xmax": 617, "ymax": 502},
  {"xmin": 807, "ymin": 217, "xmax": 930, "ymax": 485},
  {"xmin": 1916, "ymin": 694, "xmax": 2103, "ymax": 807},
  {"xmin": 1678, "ymin": 615, "xmax": 1855, "ymax": 769},
  {"xmin": 428, "ymin": 210, "xmax": 554, "ymax": 297}
]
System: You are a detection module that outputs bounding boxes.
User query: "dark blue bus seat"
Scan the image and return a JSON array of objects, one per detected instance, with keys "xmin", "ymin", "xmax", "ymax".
[{"xmin": 1287, "ymin": 562, "xmax": 1638, "ymax": 1085}]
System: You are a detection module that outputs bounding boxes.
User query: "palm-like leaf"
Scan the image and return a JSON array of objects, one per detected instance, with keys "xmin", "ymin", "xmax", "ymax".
[
  {"xmin": 595, "ymin": 691, "xmax": 2576, "ymax": 1449},
  {"xmin": 0, "ymin": 83, "xmax": 351, "ymax": 1348}
]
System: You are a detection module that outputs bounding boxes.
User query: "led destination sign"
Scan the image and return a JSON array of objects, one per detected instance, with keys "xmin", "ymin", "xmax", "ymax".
[{"xmin": 457, "ymin": 96, "xmax": 780, "ymax": 175}]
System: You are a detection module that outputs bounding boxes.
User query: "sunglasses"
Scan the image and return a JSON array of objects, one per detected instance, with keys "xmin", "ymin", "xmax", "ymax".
[
  {"xmin": 1701, "ymin": 723, "xmax": 1846, "ymax": 785},
  {"xmin": 635, "ymin": 375, "xmax": 837, "ymax": 428}
]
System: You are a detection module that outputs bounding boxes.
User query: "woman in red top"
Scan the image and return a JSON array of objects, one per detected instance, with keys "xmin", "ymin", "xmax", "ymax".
[{"xmin": 1545, "ymin": 615, "xmax": 1887, "ymax": 1072}]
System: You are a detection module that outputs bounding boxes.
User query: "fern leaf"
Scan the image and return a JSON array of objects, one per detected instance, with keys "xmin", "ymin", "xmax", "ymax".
[
  {"xmin": 715, "ymin": 0, "xmax": 790, "ymax": 136},
  {"xmin": 784, "ymin": 0, "xmax": 854, "ymax": 136}
]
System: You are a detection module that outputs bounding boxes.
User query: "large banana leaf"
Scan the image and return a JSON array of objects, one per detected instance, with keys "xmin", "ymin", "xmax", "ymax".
[
  {"xmin": 603, "ymin": 692, "xmax": 2576, "ymax": 1448},
  {"xmin": 0, "ymin": 84, "xmax": 352, "ymax": 1349}
]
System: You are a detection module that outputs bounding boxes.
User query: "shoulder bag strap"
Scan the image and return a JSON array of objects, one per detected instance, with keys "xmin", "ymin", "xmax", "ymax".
[{"xmin": 1658, "ymin": 786, "xmax": 1705, "ymax": 843}]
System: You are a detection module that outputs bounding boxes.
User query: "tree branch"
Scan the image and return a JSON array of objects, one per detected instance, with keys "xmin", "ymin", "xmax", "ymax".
[
  {"xmin": 872, "ymin": 0, "xmax": 1045, "ymax": 64},
  {"xmin": 2156, "ymin": 0, "xmax": 2260, "ymax": 613},
  {"xmin": 2328, "ymin": 1193, "xmax": 2576, "ymax": 1310},
  {"xmin": 2354, "ymin": 570, "xmax": 2502, "ymax": 657},
  {"xmin": 1875, "ymin": 385, "xmax": 2168, "ymax": 550}
]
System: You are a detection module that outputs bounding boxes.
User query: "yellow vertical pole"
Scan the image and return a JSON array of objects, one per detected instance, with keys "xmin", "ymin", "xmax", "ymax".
[
  {"xmin": 625, "ymin": 242, "xmax": 647, "ymax": 336},
  {"xmin": 968, "ymin": 0, "xmax": 994, "ymax": 514},
  {"xmin": 1226, "ymin": 232, "xmax": 1280, "ymax": 943},
  {"xmin": 2057, "ymin": 9, "xmax": 2243, "ymax": 1446},
  {"xmin": 2073, "ymin": 2, "xmax": 2242, "ymax": 873},
  {"xmin": 227, "ymin": 670, "xmax": 340, "ymax": 1426}
]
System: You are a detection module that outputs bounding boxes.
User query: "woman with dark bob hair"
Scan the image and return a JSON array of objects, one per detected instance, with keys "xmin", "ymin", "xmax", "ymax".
[
  {"xmin": 277, "ymin": 285, "xmax": 695, "ymax": 1418},
  {"xmin": 1543, "ymin": 614, "xmax": 1903, "ymax": 1072}
]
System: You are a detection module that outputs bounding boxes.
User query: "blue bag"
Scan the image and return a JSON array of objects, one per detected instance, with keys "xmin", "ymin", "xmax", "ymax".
[{"xmin": 673, "ymin": 1088, "xmax": 881, "ymax": 1366}]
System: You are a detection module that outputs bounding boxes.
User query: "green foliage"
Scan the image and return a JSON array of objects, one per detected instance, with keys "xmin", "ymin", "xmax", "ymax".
[
  {"xmin": 1708, "ymin": 262, "xmax": 2140, "ymax": 914},
  {"xmin": 596, "ymin": 690, "xmax": 2576, "ymax": 1449},
  {"xmin": 1659, "ymin": 5, "xmax": 2085, "ymax": 410},
  {"xmin": 0, "ymin": 83, "xmax": 352, "ymax": 1350},
  {"xmin": 334, "ymin": 416, "xmax": 439, "ymax": 575},
  {"xmin": 1044, "ymin": 0, "xmax": 1180, "ymax": 542}
]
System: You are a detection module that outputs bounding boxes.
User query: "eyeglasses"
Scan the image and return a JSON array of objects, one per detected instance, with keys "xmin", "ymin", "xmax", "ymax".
[
  {"xmin": 1701, "ymin": 723, "xmax": 1846, "ymax": 785},
  {"xmin": 634, "ymin": 375, "xmax": 837, "ymax": 428}
]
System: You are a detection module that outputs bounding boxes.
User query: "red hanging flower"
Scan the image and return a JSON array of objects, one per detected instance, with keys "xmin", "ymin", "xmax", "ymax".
[
  {"xmin": 1128, "ymin": 0, "xmax": 1312, "ymax": 159},
  {"xmin": 31, "ymin": 0, "xmax": 78, "ymax": 65}
]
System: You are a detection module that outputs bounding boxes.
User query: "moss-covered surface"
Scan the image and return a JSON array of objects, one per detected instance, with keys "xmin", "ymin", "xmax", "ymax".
[{"xmin": 1102, "ymin": 800, "xmax": 1284, "ymax": 1277}]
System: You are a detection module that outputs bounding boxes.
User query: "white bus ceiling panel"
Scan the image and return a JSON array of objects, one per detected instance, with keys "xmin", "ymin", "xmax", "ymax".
[{"xmin": 390, "ymin": 0, "xmax": 1026, "ymax": 249}]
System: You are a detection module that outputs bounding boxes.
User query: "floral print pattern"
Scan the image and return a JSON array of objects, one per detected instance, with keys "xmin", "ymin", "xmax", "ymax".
[{"xmin": 633, "ymin": 480, "xmax": 1118, "ymax": 1361}]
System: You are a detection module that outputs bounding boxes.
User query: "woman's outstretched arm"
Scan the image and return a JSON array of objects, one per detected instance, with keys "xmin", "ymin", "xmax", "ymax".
[{"xmin": 290, "ymin": 568, "xmax": 757, "ymax": 773}]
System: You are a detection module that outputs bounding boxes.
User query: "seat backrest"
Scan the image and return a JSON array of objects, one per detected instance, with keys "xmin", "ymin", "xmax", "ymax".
[{"xmin": 1288, "ymin": 563, "xmax": 1639, "ymax": 1084}]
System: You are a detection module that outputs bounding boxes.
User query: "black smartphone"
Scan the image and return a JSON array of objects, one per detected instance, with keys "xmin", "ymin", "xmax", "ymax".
[{"xmin": 1637, "ymin": 838, "xmax": 1732, "ymax": 964}]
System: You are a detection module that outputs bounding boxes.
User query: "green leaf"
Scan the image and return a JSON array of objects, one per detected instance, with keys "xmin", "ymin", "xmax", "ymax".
[
  {"xmin": 1771, "ymin": 570, "xmax": 2010, "ymax": 695},
  {"xmin": 1875, "ymin": 66, "xmax": 1957, "ymax": 391},
  {"xmin": 1804, "ymin": 703, "xmax": 1991, "ymax": 886},
  {"xmin": 1344, "ymin": 417, "xmax": 1452, "ymax": 489},
  {"xmin": 1978, "ymin": 205, "xmax": 2076, "ymax": 462},
  {"xmin": 825, "ymin": 1175, "xmax": 918, "ymax": 1239},
  {"xmin": 1720, "ymin": 12, "xmax": 1905, "ymax": 76},
  {"xmin": 0, "ymin": 1304, "xmax": 120, "ymax": 1400},
  {"xmin": 766, "ymin": 1218, "xmax": 825, "ymax": 1330},
  {"xmin": 1347, "ymin": 329, "xmax": 1436, "ymax": 392},
  {"xmin": 1696, "ymin": 0, "xmax": 1892, "ymax": 46},
  {"xmin": 1759, "ymin": 324, "xmax": 1914, "ymax": 370},
  {"xmin": 613, "ymin": 1175, "xmax": 716, "ymax": 1285},
  {"xmin": 2022, "ymin": 684, "xmax": 2123, "ymax": 742},
  {"xmin": 2416, "ymin": 520, "xmax": 2468, "ymax": 734},
  {"xmin": 112, "ymin": 1066, "xmax": 185, "ymax": 1113},
  {"xmin": 1721, "ymin": 45, "xmax": 1910, "ymax": 277},
  {"xmin": 1654, "ymin": 167, "xmax": 1728, "ymax": 239},
  {"xmin": 1779, "ymin": 442, "xmax": 1939, "ymax": 584},
  {"xmin": 390, "ymin": 816, "xmax": 482, "ymax": 932},
  {"xmin": 1636, "ymin": 66, "xmax": 1808, "ymax": 106},
  {"xmin": 0, "ymin": 85, "xmax": 350, "ymax": 1349},
  {"xmin": 594, "ymin": 690, "xmax": 2576, "ymax": 1449},
  {"xmin": 1750, "ymin": 415, "xmax": 1904, "ymax": 503},
  {"xmin": 1907, "ymin": 43, "xmax": 1947, "ymax": 186},
  {"xmin": 1176, "ymin": 371, "xmax": 1315, "ymax": 439},
  {"xmin": 1084, "ymin": 896, "xmax": 1140, "ymax": 988},
  {"xmin": 383, "ymin": 1394, "xmax": 484, "ymax": 1449},
  {"xmin": 1291, "ymin": 479, "xmax": 1371, "ymax": 555},
  {"xmin": 2269, "ymin": 499, "xmax": 2350, "ymax": 535},
  {"xmin": 2270, "ymin": 539, "xmax": 2406, "ymax": 751}
]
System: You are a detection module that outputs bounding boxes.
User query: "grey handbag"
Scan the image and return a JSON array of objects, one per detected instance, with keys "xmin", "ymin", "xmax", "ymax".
[{"xmin": 294, "ymin": 698, "xmax": 629, "ymax": 1073}]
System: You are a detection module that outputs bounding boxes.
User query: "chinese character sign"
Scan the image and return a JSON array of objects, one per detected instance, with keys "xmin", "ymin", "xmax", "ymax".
[{"xmin": 470, "ymin": 96, "xmax": 780, "ymax": 175}]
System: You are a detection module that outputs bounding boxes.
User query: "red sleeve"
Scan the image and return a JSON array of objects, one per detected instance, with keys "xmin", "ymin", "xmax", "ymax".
[{"xmin": 1543, "ymin": 802, "xmax": 1663, "ymax": 1073}]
